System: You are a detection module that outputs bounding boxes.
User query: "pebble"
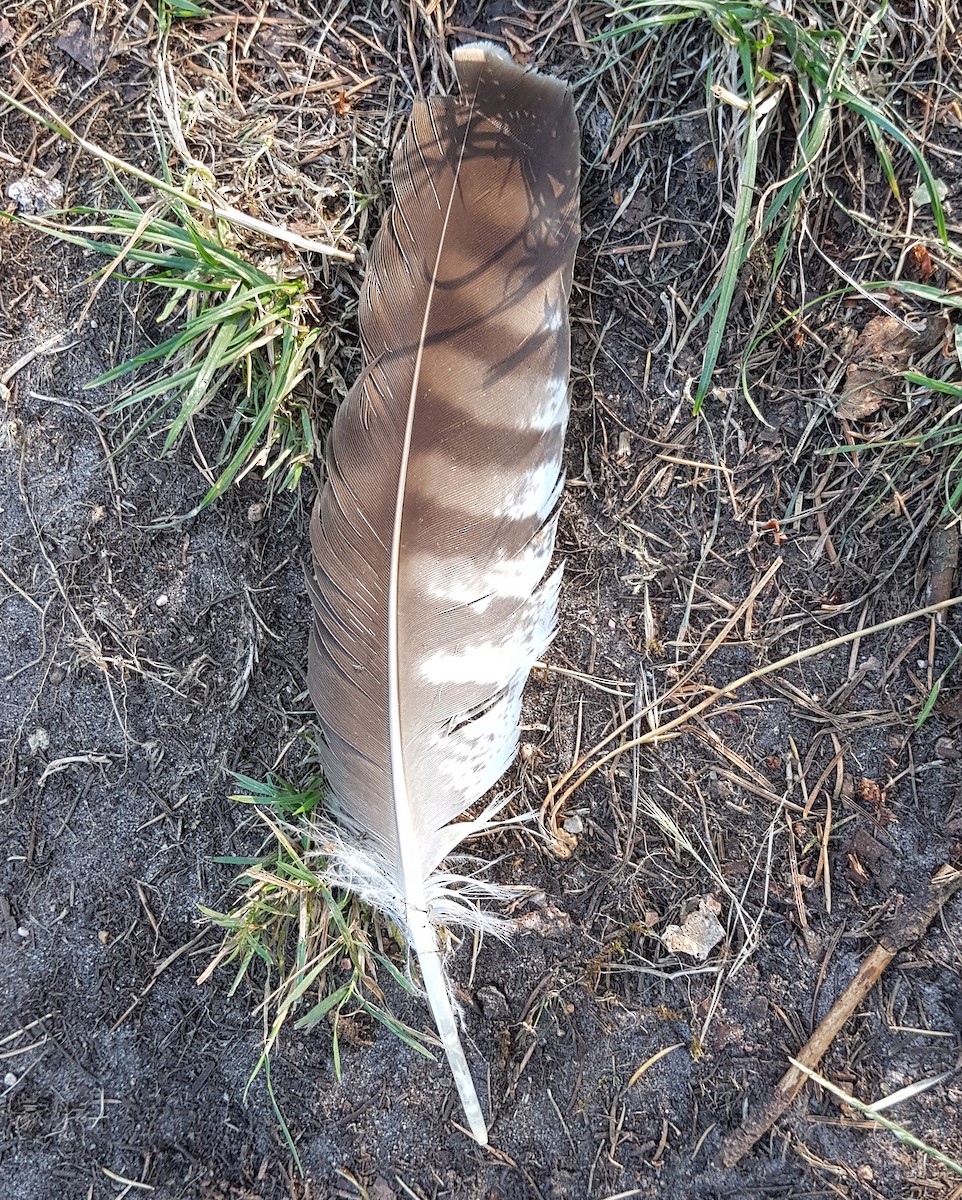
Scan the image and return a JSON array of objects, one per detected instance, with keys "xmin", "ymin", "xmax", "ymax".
[
  {"xmin": 27, "ymin": 728, "xmax": 49, "ymax": 755},
  {"xmin": 5, "ymin": 175, "xmax": 64, "ymax": 214}
]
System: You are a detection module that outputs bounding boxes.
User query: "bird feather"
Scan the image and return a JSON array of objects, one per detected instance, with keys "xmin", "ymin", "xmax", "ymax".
[{"xmin": 307, "ymin": 41, "xmax": 579, "ymax": 1144}]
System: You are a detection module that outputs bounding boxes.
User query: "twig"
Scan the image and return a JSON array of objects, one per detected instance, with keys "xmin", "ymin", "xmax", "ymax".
[
  {"xmin": 929, "ymin": 524, "xmax": 960, "ymax": 625},
  {"xmin": 111, "ymin": 931, "xmax": 209, "ymax": 1031},
  {"xmin": 717, "ymin": 863, "xmax": 962, "ymax": 1168}
]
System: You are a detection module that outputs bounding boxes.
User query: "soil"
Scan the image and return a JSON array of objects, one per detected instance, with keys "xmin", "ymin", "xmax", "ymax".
[{"xmin": 2, "ymin": 3, "xmax": 961, "ymax": 1200}]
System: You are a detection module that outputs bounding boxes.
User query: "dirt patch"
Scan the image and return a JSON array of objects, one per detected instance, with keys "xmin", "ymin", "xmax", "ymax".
[{"xmin": 2, "ymin": 3, "xmax": 961, "ymax": 1199}]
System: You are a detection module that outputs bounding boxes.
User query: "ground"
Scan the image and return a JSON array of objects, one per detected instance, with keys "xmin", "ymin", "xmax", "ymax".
[{"xmin": 1, "ymin": 2, "xmax": 961, "ymax": 1199}]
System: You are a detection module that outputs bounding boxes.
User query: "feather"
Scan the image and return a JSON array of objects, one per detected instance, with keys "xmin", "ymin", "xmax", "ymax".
[{"xmin": 307, "ymin": 41, "xmax": 579, "ymax": 1144}]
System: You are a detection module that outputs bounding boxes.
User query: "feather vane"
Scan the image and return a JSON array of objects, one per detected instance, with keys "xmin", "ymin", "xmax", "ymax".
[{"xmin": 308, "ymin": 42, "xmax": 579, "ymax": 1143}]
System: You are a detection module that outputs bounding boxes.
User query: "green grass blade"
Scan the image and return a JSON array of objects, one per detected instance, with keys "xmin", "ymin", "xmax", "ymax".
[{"xmin": 694, "ymin": 101, "xmax": 760, "ymax": 414}]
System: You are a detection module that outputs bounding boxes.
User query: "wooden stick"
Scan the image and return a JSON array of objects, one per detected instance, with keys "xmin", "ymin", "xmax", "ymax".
[{"xmin": 718, "ymin": 863, "xmax": 962, "ymax": 1169}]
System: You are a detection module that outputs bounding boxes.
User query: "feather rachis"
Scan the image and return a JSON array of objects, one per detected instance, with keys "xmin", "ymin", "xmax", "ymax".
[{"xmin": 308, "ymin": 42, "xmax": 579, "ymax": 1143}]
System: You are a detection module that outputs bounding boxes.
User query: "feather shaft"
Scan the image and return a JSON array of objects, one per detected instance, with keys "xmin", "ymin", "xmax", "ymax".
[{"xmin": 410, "ymin": 911, "xmax": 488, "ymax": 1143}]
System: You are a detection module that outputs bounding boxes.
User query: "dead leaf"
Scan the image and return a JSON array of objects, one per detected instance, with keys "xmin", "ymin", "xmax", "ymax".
[
  {"xmin": 836, "ymin": 312, "xmax": 947, "ymax": 421},
  {"xmin": 906, "ymin": 243, "xmax": 935, "ymax": 283},
  {"xmin": 850, "ymin": 825, "xmax": 891, "ymax": 878},
  {"xmin": 662, "ymin": 895, "xmax": 724, "ymax": 961},
  {"xmin": 710, "ymin": 1018, "xmax": 745, "ymax": 1052},
  {"xmin": 0, "ymin": 17, "xmax": 14, "ymax": 47},
  {"xmin": 513, "ymin": 904, "xmax": 572, "ymax": 938},
  {"xmin": 846, "ymin": 853, "xmax": 871, "ymax": 885},
  {"xmin": 55, "ymin": 17, "xmax": 110, "ymax": 72}
]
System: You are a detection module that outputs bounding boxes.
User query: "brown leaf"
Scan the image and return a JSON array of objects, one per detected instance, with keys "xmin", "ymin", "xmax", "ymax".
[
  {"xmin": 836, "ymin": 312, "xmax": 947, "ymax": 421},
  {"xmin": 55, "ymin": 18, "xmax": 110, "ymax": 72},
  {"xmin": 662, "ymin": 895, "xmax": 724, "ymax": 960},
  {"xmin": 906, "ymin": 242, "xmax": 935, "ymax": 283},
  {"xmin": 513, "ymin": 904, "xmax": 572, "ymax": 937}
]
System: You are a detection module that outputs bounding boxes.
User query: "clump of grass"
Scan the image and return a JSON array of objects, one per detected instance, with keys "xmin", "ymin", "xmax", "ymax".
[
  {"xmin": 198, "ymin": 772, "xmax": 431, "ymax": 1162},
  {"xmin": 599, "ymin": 0, "xmax": 949, "ymax": 415},
  {"xmin": 33, "ymin": 195, "xmax": 324, "ymax": 516},
  {"xmin": 775, "ymin": 278, "xmax": 962, "ymax": 537},
  {"xmin": 1, "ymin": 59, "xmax": 356, "ymax": 520}
]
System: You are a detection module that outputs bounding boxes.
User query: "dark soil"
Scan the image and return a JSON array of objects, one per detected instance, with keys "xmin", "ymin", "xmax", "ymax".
[{"xmin": 2, "ymin": 3, "xmax": 961, "ymax": 1199}]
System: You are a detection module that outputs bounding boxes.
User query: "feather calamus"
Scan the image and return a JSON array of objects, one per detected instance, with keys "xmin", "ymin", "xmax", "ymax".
[{"xmin": 307, "ymin": 42, "xmax": 580, "ymax": 1143}]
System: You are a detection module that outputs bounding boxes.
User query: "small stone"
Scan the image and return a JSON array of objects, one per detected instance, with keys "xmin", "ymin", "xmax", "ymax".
[
  {"xmin": 247, "ymin": 501, "xmax": 266, "ymax": 524},
  {"xmin": 476, "ymin": 986, "xmax": 510, "ymax": 1021},
  {"xmin": 98, "ymin": 930, "xmax": 109, "ymax": 945},
  {"xmin": 6, "ymin": 175, "xmax": 64, "ymax": 214},
  {"xmin": 935, "ymin": 737, "xmax": 958, "ymax": 760},
  {"xmin": 17, "ymin": 927, "xmax": 29, "ymax": 938},
  {"xmin": 562, "ymin": 814, "xmax": 583, "ymax": 835},
  {"xmin": 3, "ymin": 1073, "xmax": 16, "ymax": 1088},
  {"xmin": 155, "ymin": 594, "xmax": 168, "ymax": 608}
]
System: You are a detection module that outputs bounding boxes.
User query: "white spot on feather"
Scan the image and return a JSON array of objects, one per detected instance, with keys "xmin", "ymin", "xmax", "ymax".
[
  {"xmin": 494, "ymin": 460, "xmax": 561, "ymax": 522},
  {"xmin": 545, "ymin": 304, "xmax": 564, "ymax": 333},
  {"xmin": 413, "ymin": 515, "xmax": 560, "ymax": 609},
  {"xmin": 432, "ymin": 684, "xmax": 523, "ymax": 805},
  {"xmin": 419, "ymin": 567, "xmax": 561, "ymax": 686},
  {"xmin": 421, "ymin": 636, "xmax": 532, "ymax": 686},
  {"xmin": 523, "ymin": 374, "xmax": 569, "ymax": 432}
]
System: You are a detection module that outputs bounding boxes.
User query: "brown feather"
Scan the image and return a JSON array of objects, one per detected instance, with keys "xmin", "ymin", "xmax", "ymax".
[{"xmin": 308, "ymin": 42, "xmax": 579, "ymax": 1141}]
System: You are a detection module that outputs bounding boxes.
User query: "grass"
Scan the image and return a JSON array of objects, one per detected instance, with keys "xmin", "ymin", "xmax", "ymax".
[
  {"xmin": 1, "ymin": 38, "xmax": 356, "ymax": 519},
  {"xmin": 742, "ymin": 277, "xmax": 962, "ymax": 535},
  {"xmin": 597, "ymin": 0, "xmax": 951, "ymax": 416},
  {"xmin": 791, "ymin": 1060, "xmax": 962, "ymax": 1178},
  {"xmin": 197, "ymin": 772, "xmax": 431, "ymax": 1166},
  {"xmin": 22, "ymin": 194, "xmax": 325, "ymax": 516}
]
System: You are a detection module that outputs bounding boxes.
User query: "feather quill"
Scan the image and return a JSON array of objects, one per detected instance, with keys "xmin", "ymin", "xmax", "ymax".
[{"xmin": 307, "ymin": 42, "xmax": 579, "ymax": 1143}]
